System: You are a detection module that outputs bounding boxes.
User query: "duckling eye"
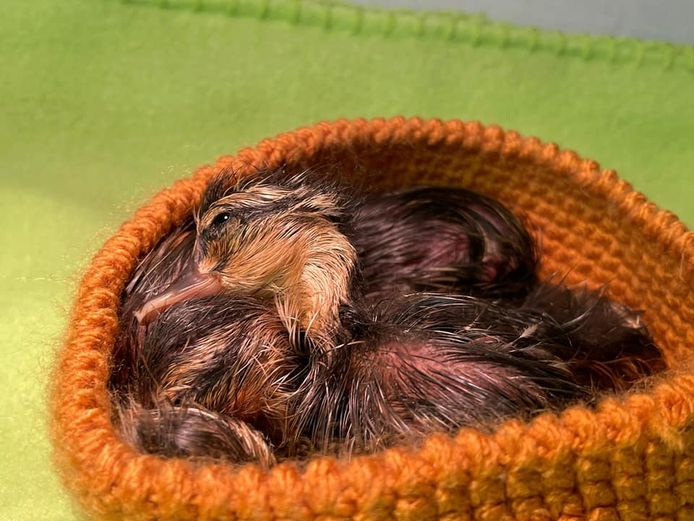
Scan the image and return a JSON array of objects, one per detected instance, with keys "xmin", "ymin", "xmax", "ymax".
[{"xmin": 210, "ymin": 212, "xmax": 231, "ymax": 229}]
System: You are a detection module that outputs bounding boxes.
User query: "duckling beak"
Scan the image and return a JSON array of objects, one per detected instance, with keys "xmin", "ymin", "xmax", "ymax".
[{"xmin": 134, "ymin": 269, "xmax": 223, "ymax": 326}]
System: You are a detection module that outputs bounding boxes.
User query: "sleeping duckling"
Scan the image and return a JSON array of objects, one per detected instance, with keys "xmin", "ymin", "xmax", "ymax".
[{"xmin": 111, "ymin": 168, "xmax": 663, "ymax": 464}]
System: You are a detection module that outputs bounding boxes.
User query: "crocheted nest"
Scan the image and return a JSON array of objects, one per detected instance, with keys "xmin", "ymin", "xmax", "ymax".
[{"xmin": 52, "ymin": 117, "xmax": 694, "ymax": 521}]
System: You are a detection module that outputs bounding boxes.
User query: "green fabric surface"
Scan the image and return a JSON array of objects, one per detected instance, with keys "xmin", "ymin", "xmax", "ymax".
[{"xmin": 1, "ymin": 0, "xmax": 692, "ymax": 518}]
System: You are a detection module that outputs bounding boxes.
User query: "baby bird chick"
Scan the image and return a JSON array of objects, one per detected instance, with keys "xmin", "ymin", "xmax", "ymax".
[{"xmin": 112, "ymin": 168, "xmax": 663, "ymax": 464}]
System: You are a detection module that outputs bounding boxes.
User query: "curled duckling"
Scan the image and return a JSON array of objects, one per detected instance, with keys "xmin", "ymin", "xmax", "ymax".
[{"xmin": 111, "ymin": 168, "xmax": 663, "ymax": 464}]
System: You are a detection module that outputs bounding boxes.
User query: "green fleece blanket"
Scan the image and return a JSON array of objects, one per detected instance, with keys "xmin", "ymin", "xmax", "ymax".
[{"xmin": 1, "ymin": 0, "xmax": 692, "ymax": 518}]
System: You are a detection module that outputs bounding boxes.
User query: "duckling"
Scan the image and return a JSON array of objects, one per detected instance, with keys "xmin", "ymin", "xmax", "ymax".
[{"xmin": 111, "ymin": 167, "xmax": 662, "ymax": 464}]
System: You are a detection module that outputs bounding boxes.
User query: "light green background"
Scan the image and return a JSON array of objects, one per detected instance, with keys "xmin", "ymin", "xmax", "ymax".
[{"xmin": 1, "ymin": 0, "xmax": 692, "ymax": 518}]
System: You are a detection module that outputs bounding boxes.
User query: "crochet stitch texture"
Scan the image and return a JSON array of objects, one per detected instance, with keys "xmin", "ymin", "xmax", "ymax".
[{"xmin": 51, "ymin": 117, "xmax": 694, "ymax": 520}]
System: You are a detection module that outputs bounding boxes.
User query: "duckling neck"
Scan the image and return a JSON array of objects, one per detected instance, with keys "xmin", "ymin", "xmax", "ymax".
[{"xmin": 277, "ymin": 227, "xmax": 357, "ymax": 349}]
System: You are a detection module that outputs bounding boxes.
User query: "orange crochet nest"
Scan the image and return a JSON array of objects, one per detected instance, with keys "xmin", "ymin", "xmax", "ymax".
[{"xmin": 52, "ymin": 117, "xmax": 694, "ymax": 521}]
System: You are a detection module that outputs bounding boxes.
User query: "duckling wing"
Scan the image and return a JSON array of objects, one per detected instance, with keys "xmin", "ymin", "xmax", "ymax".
[{"xmin": 352, "ymin": 187, "xmax": 537, "ymax": 300}]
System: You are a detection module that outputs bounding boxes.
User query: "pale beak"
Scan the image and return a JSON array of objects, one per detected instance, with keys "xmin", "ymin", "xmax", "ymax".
[{"xmin": 134, "ymin": 269, "xmax": 223, "ymax": 326}]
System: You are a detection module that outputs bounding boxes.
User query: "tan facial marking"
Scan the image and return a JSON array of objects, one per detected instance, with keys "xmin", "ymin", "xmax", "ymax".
[{"xmin": 195, "ymin": 183, "xmax": 356, "ymax": 349}]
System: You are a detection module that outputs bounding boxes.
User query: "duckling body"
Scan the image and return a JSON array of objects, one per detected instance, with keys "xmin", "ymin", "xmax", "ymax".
[
  {"xmin": 352, "ymin": 187, "xmax": 538, "ymax": 300},
  {"xmin": 111, "ymin": 169, "xmax": 662, "ymax": 464}
]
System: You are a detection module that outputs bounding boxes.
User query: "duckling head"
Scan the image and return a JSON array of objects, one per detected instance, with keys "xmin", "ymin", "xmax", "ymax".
[{"xmin": 135, "ymin": 171, "xmax": 357, "ymax": 346}]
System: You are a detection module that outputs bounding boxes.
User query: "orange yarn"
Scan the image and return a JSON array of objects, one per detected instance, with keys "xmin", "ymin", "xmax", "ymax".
[{"xmin": 51, "ymin": 117, "xmax": 694, "ymax": 520}]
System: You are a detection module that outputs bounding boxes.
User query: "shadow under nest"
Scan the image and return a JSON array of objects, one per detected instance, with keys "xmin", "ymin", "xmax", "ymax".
[{"xmin": 107, "ymin": 165, "xmax": 665, "ymax": 468}]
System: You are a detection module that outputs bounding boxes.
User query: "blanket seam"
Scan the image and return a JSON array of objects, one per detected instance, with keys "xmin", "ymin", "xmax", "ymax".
[{"xmin": 116, "ymin": 0, "xmax": 694, "ymax": 72}]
